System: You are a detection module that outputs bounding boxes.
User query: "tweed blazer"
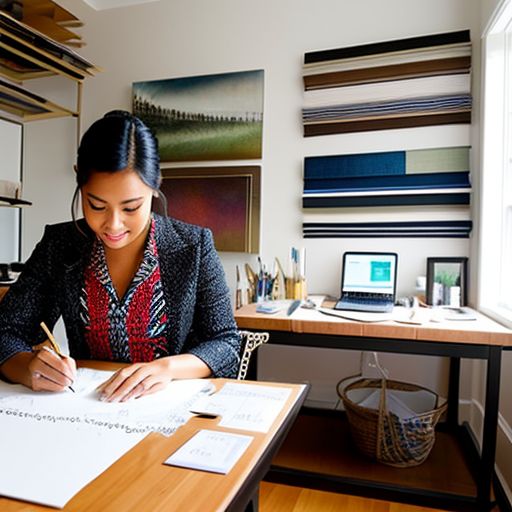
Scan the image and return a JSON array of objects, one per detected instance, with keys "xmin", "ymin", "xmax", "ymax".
[{"xmin": 0, "ymin": 214, "xmax": 240, "ymax": 378}]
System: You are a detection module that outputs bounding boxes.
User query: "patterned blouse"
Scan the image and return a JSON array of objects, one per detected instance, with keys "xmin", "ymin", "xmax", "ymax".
[{"xmin": 80, "ymin": 219, "xmax": 170, "ymax": 362}]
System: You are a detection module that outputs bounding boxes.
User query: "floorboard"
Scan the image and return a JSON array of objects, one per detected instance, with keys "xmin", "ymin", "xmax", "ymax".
[{"xmin": 259, "ymin": 482, "xmax": 501, "ymax": 512}]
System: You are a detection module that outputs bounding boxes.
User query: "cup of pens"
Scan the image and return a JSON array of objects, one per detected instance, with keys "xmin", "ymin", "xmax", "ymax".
[
  {"xmin": 256, "ymin": 257, "xmax": 272, "ymax": 303},
  {"xmin": 287, "ymin": 247, "xmax": 307, "ymax": 300}
]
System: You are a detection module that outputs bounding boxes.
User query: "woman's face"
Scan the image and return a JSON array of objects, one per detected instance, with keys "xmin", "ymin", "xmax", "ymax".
[{"xmin": 81, "ymin": 168, "xmax": 154, "ymax": 250}]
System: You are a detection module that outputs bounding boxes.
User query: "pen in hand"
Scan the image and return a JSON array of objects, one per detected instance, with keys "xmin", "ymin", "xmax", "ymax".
[{"xmin": 40, "ymin": 322, "xmax": 76, "ymax": 393}]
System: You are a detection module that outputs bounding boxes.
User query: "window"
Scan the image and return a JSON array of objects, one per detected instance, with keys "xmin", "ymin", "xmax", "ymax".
[{"xmin": 480, "ymin": 0, "xmax": 512, "ymax": 326}]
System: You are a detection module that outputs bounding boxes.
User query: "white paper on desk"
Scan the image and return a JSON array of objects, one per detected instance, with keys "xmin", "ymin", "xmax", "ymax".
[
  {"xmin": 190, "ymin": 382, "xmax": 292, "ymax": 433},
  {"xmin": 0, "ymin": 368, "xmax": 214, "ymax": 436},
  {"xmin": 164, "ymin": 429, "xmax": 253, "ymax": 474},
  {"xmin": 0, "ymin": 414, "xmax": 145, "ymax": 508},
  {"xmin": 0, "ymin": 369, "xmax": 214, "ymax": 508}
]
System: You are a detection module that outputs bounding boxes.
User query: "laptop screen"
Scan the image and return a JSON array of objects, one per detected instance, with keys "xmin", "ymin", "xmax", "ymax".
[{"xmin": 342, "ymin": 252, "xmax": 398, "ymax": 296}]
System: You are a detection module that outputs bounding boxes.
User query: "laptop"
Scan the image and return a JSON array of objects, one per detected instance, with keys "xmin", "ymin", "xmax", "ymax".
[{"xmin": 334, "ymin": 252, "xmax": 398, "ymax": 313}]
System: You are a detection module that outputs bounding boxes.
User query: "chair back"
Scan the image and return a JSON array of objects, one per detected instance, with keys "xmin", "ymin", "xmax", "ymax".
[{"xmin": 237, "ymin": 330, "xmax": 270, "ymax": 380}]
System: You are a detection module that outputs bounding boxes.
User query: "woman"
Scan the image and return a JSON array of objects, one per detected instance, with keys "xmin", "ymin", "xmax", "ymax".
[{"xmin": 0, "ymin": 110, "xmax": 240, "ymax": 402}]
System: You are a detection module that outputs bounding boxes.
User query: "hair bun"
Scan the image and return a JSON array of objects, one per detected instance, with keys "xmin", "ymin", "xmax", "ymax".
[{"xmin": 104, "ymin": 110, "xmax": 133, "ymax": 120}]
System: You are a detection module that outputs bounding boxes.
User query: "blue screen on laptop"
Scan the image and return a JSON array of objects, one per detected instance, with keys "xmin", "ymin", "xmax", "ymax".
[{"xmin": 342, "ymin": 253, "xmax": 397, "ymax": 295}]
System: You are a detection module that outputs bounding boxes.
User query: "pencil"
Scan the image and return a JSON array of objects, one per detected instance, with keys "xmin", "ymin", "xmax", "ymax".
[{"xmin": 40, "ymin": 322, "xmax": 75, "ymax": 392}]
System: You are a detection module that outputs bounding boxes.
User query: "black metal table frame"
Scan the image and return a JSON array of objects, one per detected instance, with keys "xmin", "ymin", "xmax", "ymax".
[
  {"xmin": 257, "ymin": 329, "xmax": 504, "ymax": 512},
  {"xmin": 226, "ymin": 383, "xmax": 308, "ymax": 512}
]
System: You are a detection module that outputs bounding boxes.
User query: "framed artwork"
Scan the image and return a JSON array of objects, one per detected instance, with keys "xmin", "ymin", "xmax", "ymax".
[
  {"xmin": 160, "ymin": 166, "xmax": 260, "ymax": 253},
  {"xmin": 426, "ymin": 257, "xmax": 468, "ymax": 306},
  {"xmin": 133, "ymin": 70, "xmax": 264, "ymax": 162}
]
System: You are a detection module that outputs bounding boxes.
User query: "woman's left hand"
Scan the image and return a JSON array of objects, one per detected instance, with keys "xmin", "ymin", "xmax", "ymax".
[{"xmin": 97, "ymin": 359, "xmax": 172, "ymax": 402}]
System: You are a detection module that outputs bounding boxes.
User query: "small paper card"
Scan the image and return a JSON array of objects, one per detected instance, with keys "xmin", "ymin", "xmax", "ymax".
[
  {"xmin": 164, "ymin": 429, "xmax": 253, "ymax": 474},
  {"xmin": 190, "ymin": 382, "xmax": 293, "ymax": 432}
]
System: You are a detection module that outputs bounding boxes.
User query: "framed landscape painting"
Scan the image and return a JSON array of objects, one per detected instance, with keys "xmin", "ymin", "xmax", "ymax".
[
  {"xmin": 133, "ymin": 70, "xmax": 264, "ymax": 162},
  {"xmin": 160, "ymin": 166, "xmax": 260, "ymax": 253}
]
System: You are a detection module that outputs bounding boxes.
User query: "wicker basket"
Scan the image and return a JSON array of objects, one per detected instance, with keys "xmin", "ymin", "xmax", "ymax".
[{"xmin": 337, "ymin": 375, "xmax": 447, "ymax": 468}]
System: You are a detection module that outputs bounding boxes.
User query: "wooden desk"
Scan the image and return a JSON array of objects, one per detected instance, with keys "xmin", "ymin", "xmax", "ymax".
[
  {"xmin": 234, "ymin": 304, "xmax": 512, "ymax": 512},
  {"xmin": 0, "ymin": 360, "xmax": 307, "ymax": 512}
]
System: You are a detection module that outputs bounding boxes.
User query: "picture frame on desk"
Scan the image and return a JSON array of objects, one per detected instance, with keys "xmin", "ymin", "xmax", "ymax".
[{"xmin": 426, "ymin": 257, "xmax": 468, "ymax": 307}]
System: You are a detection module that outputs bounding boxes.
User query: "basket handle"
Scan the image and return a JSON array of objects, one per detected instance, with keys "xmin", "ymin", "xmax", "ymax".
[
  {"xmin": 336, "ymin": 373, "xmax": 362, "ymax": 400},
  {"xmin": 376, "ymin": 377, "xmax": 388, "ymax": 461}
]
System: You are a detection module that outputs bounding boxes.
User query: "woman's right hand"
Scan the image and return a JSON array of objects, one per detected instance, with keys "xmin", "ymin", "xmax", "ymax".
[
  {"xmin": 0, "ymin": 347, "xmax": 76, "ymax": 392},
  {"xmin": 28, "ymin": 346, "xmax": 76, "ymax": 391}
]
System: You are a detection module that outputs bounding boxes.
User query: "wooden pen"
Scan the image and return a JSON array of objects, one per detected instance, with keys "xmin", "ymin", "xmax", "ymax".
[{"xmin": 40, "ymin": 322, "xmax": 75, "ymax": 393}]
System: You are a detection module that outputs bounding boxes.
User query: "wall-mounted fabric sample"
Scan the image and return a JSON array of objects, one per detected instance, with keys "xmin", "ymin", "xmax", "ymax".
[
  {"xmin": 301, "ymin": 148, "xmax": 472, "ymax": 238},
  {"xmin": 304, "ymin": 30, "xmax": 471, "ymax": 65},
  {"xmin": 303, "ymin": 147, "xmax": 471, "ymax": 207},
  {"xmin": 302, "ymin": 220, "xmax": 473, "ymax": 238},
  {"xmin": 302, "ymin": 30, "xmax": 472, "ymax": 136},
  {"xmin": 303, "ymin": 193, "xmax": 470, "ymax": 208}
]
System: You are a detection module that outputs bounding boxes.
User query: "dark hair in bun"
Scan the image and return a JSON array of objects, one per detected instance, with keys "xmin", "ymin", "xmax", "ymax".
[
  {"xmin": 75, "ymin": 110, "xmax": 161, "ymax": 189},
  {"xmin": 72, "ymin": 110, "xmax": 167, "ymax": 226}
]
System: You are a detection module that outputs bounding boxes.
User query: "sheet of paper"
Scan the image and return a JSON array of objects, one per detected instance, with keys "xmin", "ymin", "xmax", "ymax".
[
  {"xmin": 0, "ymin": 368, "xmax": 214, "ymax": 436},
  {"xmin": 0, "ymin": 414, "xmax": 145, "ymax": 508},
  {"xmin": 190, "ymin": 382, "xmax": 293, "ymax": 433},
  {"xmin": 164, "ymin": 429, "xmax": 253, "ymax": 474},
  {"xmin": 0, "ymin": 369, "xmax": 214, "ymax": 508}
]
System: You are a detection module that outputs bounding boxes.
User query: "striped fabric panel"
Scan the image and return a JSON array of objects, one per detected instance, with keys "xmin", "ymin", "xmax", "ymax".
[
  {"xmin": 303, "ymin": 112, "xmax": 471, "ymax": 136},
  {"xmin": 303, "ymin": 45, "xmax": 472, "ymax": 76},
  {"xmin": 304, "ymin": 30, "xmax": 470, "ymax": 64},
  {"xmin": 302, "ymin": 205, "xmax": 471, "ymax": 223},
  {"xmin": 302, "ymin": 220, "xmax": 472, "ymax": 238},
  {"xmin": 303, "ymin": 74, "xmax": 470, "ymax": 109},
  {"xmin": 304, "ymin": 187, "xmax": 470, "ymax": 198},
  {"xmin": 304, "ymin": 171, "xmax": 471, "ymax": 193},
  {"xmin": 304, "ymin": 147, "xmax": 470, "ymax": 179},
  {"xmin": 304, "ymin": 57, "xmax": 472, "ymax": 90},
  {"xmin": 302, "ymin": 30, "xmax": 472, "ymax": 136},
  {"xmin": 303, "ymin": 193, "xmax": 470, "ymax": 208},
  {"xmin": 304, "ymin": 233, "xmax": 471, "ymax": 238},
  {"xmin": 303, "ymin": 95, "xmax": 472, "ymax": 122}
]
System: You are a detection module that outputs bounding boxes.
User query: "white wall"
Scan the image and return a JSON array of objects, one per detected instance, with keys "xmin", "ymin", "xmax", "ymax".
[
  {"xmin": 23, "ymin": 0, "xmax": 480, "ymax": 403},
  {"xmin": 0, "ymin": 118, "xmax": 22, "ymax": 262}
]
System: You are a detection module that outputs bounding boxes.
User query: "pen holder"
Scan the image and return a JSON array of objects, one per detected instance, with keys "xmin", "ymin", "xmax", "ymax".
[{"xmin": 285, "ymin": 277, "xmax": 307, "ymax": 300}]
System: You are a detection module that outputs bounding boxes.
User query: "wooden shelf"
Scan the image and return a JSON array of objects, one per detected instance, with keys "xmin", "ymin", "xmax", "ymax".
[
  {"xmin": 0, "ymin": 77, "xmax": 76, "ymax": 120},
  {"xmin": 268, "ymin": 413, "xmax": 477, "ymax": 499},
  {"xmin": 0, "ymin": 9, "xmax": 100, "ymax": 122},
  {"xmin": 22, "ymin": 0, "xmax": 85, "ymax": 47}
]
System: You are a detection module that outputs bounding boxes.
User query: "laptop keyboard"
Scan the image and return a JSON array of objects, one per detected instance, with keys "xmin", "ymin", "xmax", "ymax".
[{"xmin": 335, "ymin": 293, "xmax": 395, "ymax": 313}]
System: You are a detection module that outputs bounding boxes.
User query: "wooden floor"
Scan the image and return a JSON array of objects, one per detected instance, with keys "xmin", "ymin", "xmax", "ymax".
[
  {"xmin": 260, "ymin": 482, "xmax": 502, "ymax": 512},
  {"xmin": 260, "ymin": 413, "xmax": 503, "ymax": 511},
  {"xmin": 260, "ymin": 482, "xmax": 469, "ymax": 512}
]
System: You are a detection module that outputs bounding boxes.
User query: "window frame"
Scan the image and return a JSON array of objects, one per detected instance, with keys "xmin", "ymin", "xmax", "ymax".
[{"xmin": 479, "ymin": 0, "xmax": 512, "ymax": 328}]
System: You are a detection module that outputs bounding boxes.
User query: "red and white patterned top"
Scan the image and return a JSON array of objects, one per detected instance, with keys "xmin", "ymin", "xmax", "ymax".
[{"xmin": 80, "ymin": 218, "xmax": 170, "ymax": 362}]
